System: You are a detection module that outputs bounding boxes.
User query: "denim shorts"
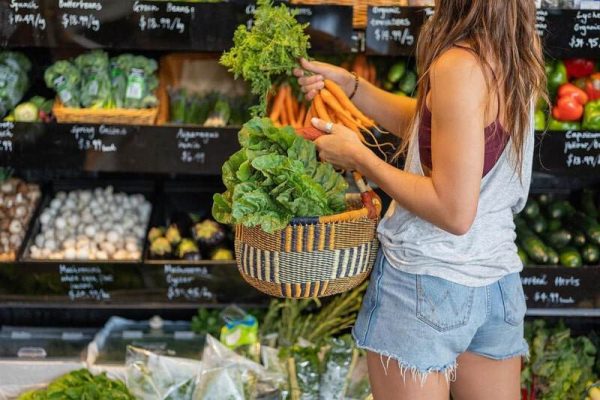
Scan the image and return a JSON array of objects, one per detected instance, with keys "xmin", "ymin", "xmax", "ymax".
[{"xmin": 352, "ymin": 251, "xmax": 529, "ymax": 382}]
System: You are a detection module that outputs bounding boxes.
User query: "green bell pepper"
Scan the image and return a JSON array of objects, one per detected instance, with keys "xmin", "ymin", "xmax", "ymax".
[
  {"xmin": 582, "ymin": 100, "xmax": 600, "ymax": 131},
  {"xmin": 547, "ymin": 117, "xmax": 581, "ymax": 131},
  {"xmin": 535, "ymin": 110, "xmax": 546, "ymax": 131},
  {"xmin": 547, "ymin": 61, "xmax": 568, "ymax": 102}
]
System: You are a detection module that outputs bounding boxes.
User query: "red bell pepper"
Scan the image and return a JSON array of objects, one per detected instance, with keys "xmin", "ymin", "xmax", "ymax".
[
  {"xmin": 586, "ymin": 73, "xmax": 600, "ymax": 101},
  {"xmin": 558, "ymin": 83, "xmax": 589, "ymax": 105},
  {"xmin": 564, "ymin": 58, "xmax": 596, "ymax": 79}
]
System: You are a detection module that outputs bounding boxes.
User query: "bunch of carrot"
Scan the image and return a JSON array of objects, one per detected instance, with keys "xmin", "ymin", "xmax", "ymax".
[{"xmin": 269, "ymin": 84, "xmax": 307, "ymax": 129}]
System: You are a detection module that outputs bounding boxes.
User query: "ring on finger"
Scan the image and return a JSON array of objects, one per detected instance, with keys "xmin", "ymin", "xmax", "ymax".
[{"xmin": 325, "ymin": 122, "xmax": 334, "ymax": 134}]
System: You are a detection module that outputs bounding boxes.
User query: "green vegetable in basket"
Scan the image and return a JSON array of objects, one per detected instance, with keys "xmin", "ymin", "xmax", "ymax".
[
  {"xmin": 213, "ymin": 118, "xmax": 348, "ymax": 233},
  {"xmin": 220, "ymin": 0, "xmax": 310, "ymax": 116},
  {"xmin": 75, "ymin": 50, "xmax": 112, "ymax": 109},
  {"xmin": 0, "ymin": 52, "xmax": 31, "ymax": 118},
  {"xmin": 111, "ymin": 54, "xmax": 159, "ymax": 109},
  {"xmin": 44, "ymin": 60, "xmax": 81, "ymax": 108}
]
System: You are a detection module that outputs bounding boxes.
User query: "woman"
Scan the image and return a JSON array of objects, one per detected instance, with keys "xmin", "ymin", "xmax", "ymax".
[{"xmin": 294, "ymin": 1, "xmax": 546, "ymax": 399}]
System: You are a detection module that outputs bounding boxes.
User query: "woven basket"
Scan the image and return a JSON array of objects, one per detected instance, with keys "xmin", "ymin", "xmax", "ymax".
[
  {"xmin": 235, "ymin": 172, "xmax": 382, "ymax": 299},
  {"xmin": 53, "ymin": 100, "xmax": 158, "ymax": 125}
]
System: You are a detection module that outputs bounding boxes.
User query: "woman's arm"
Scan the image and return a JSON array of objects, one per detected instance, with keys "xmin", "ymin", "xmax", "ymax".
[
  {"xmin": 294, "ymin": 59, "xmax": 416, "ymax": 139},
  {"xmin": 313, "ymin": 49, "xmax": 487, "ymax": 235}
]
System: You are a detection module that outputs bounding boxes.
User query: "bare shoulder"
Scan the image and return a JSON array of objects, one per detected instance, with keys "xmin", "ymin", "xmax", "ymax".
[{"xmin": 430, "ymin": 47, "xmax": 487, "ymax": 100}]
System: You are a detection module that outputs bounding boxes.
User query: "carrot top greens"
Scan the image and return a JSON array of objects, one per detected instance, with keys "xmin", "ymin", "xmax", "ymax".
[{"xmin": 220, "ymin": 0, "xmax": 310, "ymax": 117}]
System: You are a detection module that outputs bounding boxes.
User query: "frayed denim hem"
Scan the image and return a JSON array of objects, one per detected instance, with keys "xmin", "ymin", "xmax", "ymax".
[
  {"xmin": 352, "ymin": 331, "xmax": 457, "ymax": 387},
  {"xmin": 468, "ymin": 348, "xmax": 530, "ymax": 362}
]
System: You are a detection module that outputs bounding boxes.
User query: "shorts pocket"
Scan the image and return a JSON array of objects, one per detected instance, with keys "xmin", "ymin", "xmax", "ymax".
[
  {"xmin": 498, "ymin": 273, "xmax": 527, "ymax": 326},
  {"xmin": 416, "ymin": 275, "xmax": 475, "ymax": 332}
]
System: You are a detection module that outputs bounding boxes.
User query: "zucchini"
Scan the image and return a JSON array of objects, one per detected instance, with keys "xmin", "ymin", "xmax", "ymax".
[
  {"xmin": 520, "ymin": 235, "xmax": 548, "ymax": 264},
  {"xmin": 544, "ymin": 229, "xmax": 572, "ymax": 250},
  {"xmin": 517, "ymin": 247, "xmax": 529, "ymax": 266},
  {"xmin": 581, "ymin": 243, "xmax": 600, "ymax": 265},
  {"xmin": 514, "ymin": 216, "xmax": 529, "ymax": 233},
  {"xmin": 559, "ymin": 247, "xmax": 582, "ymax": 268},
  {"xmin": 547, "ymin": 218, "xmax": 562, "ymax": 232},
  {"xmin": 581, "ymin": 190, "xmax": 598, "ymax": 218},
  {"xmin": 547, "ymin": 200, "xmax": 575, "ymax": 219},
  {"xmin": 523, "ymin": 199, "xmax": 540, "ymax": 219},
  {"xmin": 545, "ymin": 247, "xmax": 560, "ymax": 265},
  {"xmin": 571, "ymin": 212, "xmax": 600, "ymax": 245},
  {"xmin": 531, "ymin": 216, "xmax": 547, "ymax": 234},
  {"xmin": 538, "ymin": 193, "xmax": 554, "ymax": 206}
]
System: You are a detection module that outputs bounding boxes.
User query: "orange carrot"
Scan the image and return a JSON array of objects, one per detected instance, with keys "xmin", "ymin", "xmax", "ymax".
[
  {"xmin": 319, "ymin": 88, "xmax": 355, "ymax": 121},
  {"xmin": 284, "ymin": 86, "xmax": 295, "ymax": 126},
  {"xmin": 297, "ymin": 104, "xmax": 307, "ymax": 127},
  {"xmin": 323, "ymin": 81, "xmax": 375, "ymax": 127},
  {"xmin": 269, "ymin": 87, "xmax": 286, "ymax": 122},
  {"xmin": 313, "ymin": 93, "xmax": 332, "ymax": 122},
  {"xmin": 304, "ymin": 104, "xmax": 315, "ymax": 127}
]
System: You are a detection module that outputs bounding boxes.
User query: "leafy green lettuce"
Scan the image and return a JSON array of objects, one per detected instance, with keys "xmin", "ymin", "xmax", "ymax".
[{"xmin": 213, "ymin": 118, "xmax": 347, "ymax": 233}]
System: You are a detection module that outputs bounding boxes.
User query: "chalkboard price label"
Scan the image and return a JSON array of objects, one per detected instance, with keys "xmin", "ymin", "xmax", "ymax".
[
  {"xmin": 0, "ymin": 122, "xmax": 14, "ymax": 153},
  {"xmin": 521, "ymin": 268, "xmax": 598, "ymax": 309},
  {"xmin": 59, "ymin": 264, "xmax": 113, "ymax": 301},
  {"xmin": 176, "ymin": 129, "xmax": 219, "ymax": 165},
  {"xmin": 133, "ymin": 1, "xmax": 194, "ymax": 36},
  {"xmin": 8, "ymin": 0, "xmax": 47, "ymax": 31},
  {"xmin": 366, "ymin": 6, "xmax": 427, "ymax": 56},
  {"xmin": 57, "ymin": 0, "xmax": 103, "ymax": 32},
  {"xmin": 564, "ymin": 131, "xmax": 600, "ymax": 169},
  {"xmin": 70, "ymin": 124, "xmax": 128, "ymax": 153},
  {"xmin": 568, "ymin": 11, "xmax": 600, "ymax": 50},
  {"xmin": 164, "ymin": 264, "xmax": 214, "ymax": 301},
  {"xmin": 536, "ymin": 9, "xmax": 549, "ymax": 37}
]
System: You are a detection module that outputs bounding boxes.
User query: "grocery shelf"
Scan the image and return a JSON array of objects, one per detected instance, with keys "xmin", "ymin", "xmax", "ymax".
[
  {"xmin": 0, "ymin": 122, "xmax": 240, "ymax": 175},
  {"xmin": 365, "ymin": 7, "xmax": 599, "ymax": 58},
  {"xmin": 0, "ymin": 0, "xmax": 355, "ymax": 54},
  {"xmin": 527, "ymin": 308, "xmax": 600, "ymax": 317}
]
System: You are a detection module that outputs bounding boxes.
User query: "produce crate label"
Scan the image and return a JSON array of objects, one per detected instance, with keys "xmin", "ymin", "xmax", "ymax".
[
  {"xmin": 535, "ymin": 130, "xmax": 600, "ymax": 174},
  {"xmin": 0, "ymin": 121, "xmax": 14, "ymax": 153},
  {"xmin": 8, "ymin": 0, "xmax": 47, "ymax": 31},
  {"xmin": 57, "ymin": 0, "xmax": 102, "ymax": 32},
  {"xmin": 564, "ymin": 131, "xmax": 600, "ymax": 168},
  {"xmin": 59, "ymin": 264, "xmax": 113, "ymax": 301},
  {"xmin": 521, "ymin": 268, "xmax": 599, "ymax": 309},
  {"xmin": 134, "ymin": 1, "xmax": 191, "ymax": 35},
  {"xmin": 366, "ymin": 6, "xmax": 430, "ymax": 56},
  {"xmin": 542, "ymin": 9, "xmax": 600, "ymax": 56},
  {"xmin": 164, "ymin": 264, "xmax": 214, "ymax": 301}
]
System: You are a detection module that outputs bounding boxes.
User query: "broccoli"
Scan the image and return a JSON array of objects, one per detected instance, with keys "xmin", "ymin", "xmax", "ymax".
[
  {"xmin": 74, "ymin": 50, "xmax": 111, "ymax": 109},
  {"xmin": 44, "ymin": 60, "xmax": 81, "ymax": 108},
  {"xmin": 0, "ymin": 52, "xmax": 31, "ymax": 118}
]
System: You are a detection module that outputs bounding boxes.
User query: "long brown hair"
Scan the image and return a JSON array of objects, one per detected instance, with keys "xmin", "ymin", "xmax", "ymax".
[{"xmin": 399, "ymin": 0, "xmax": 547, "ymax": 174}]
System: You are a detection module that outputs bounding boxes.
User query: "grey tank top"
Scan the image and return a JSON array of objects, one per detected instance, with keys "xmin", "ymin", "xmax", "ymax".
[{"xmin": 377, "ymin": 104, "xmax": 534, "ymax": 287}]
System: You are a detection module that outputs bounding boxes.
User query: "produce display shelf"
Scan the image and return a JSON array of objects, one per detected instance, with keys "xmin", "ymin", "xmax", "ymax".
[
  {"xmin": 365, "ymin": 7, "xmax": 600, "ymax": 58},
  {"xmin": 2, "ymin": 123, "xmax": 600, "ymax": 178},
  {"xmin": 527, "ymin": 308, "xmax": 600, "ymax": 317},
  {"xmin": 0, "ymin": 0, "xmax": 355, "ymax": 54}
]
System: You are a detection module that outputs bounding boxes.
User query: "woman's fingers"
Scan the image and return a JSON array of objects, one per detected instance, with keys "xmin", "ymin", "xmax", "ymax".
[
  {"xmin": 311, "ymin": 117, "xmax": 336, "ymax": 134},
  {"xmin": 298, "ymin": 74, "xmax": 323, "ymax": 87}
]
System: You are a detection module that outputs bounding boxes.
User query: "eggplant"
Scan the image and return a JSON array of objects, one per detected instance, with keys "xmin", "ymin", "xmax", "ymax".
[
  {"xmin": 150, "ymin": 237, "xmax": 172, "ymax": 259},
  {"xmin": 177, "ymin": 239, "xmax": 202, "ymax": 261},
  {"xmin": 193, "ymin": 220, "xmax": 225, "ymax": 251}
]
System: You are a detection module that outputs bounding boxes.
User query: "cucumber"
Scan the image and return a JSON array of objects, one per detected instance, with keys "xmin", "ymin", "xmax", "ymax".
[
  {"xmin": 520, "ymin": 235, "xmax": 548, "ymax": 264},
  {"xmin": 581, "ymin": 190, "xmax": 598, "ymax": 218},
  {"xmin": 547, "ymin": 218, "xmax": 562, "ymax": 232},
  {"xmin": 398, "ymin": 70, "xmax": 417, "ymax": 96},
  {"xmin": 531, "ymin": 216, "xmax": 547, "ymax": 234},
  {"xmin": 559, "ymin": 247, "xmax": 582, "ymax": 268},
  {"xmin": 514, "ymin": 216, "xmax": 529, "ymax": 233},
  {"xmin": 546, "ymin": 247, "xmax": 560, "ymax": 265},
  {"xmin": 571, "ymin": 212, "xmax": 600, "ymax": 245},
  {"xmin": 523, "ymin": 199, "xmax": 540, "ymax": 219},
  {"xmin": 547, "ymin": 200, "xmax": 575, "ymax": 219},
  {"xmin": 387, "ymin": 62, "xmax": 406, "ymax": 83},
  {"xmin": 538, "ymin": 193, "xmax": 554, "ymax": 206},
  {"xmin": 581, "ymin": 244, "xmax": 600, "ymax": 265},
  {"xmin": 517, "ymin": 247, "xmax": 529, "ymax": 266},
  {"xmin": 544, "ymin": 229, "xmax": 572, "ymax": 249}
]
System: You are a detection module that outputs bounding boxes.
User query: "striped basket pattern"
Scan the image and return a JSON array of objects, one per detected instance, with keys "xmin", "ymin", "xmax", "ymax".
[{"xmin": 235, "ymin": 173, "xmax": 381, "ymax": 299}]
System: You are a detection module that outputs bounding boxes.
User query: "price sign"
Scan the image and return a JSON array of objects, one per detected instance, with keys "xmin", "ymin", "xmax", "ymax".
[
  {"xmin": 59, "ymin": 264, "xmax": 113, "ymax": 301},
  {"xmin": 536, "ymin": 9, "xmax": 549, "ymax": 37},
  {"xmin": 56, "ymin": 0, "xmax": 103, "ymax": 33},
  {"xmin": 0, "ymin": 122, "xmax": 14, "ymax": 154},
  {"xmin": 129, "ymin": 1, "xmax": 195, "ymax": 49},
  {"xmin": 521, "ymin": 268, "xmax": 600, "ymax": 309},
  {"xmin": 70, "ymin": 124, "xmax": 128, "ymax": 153},
  {"xmin": 175, "ymin": 129, "xmax": 219, "ymax": 165},
  {"xmin": 366, "ymin": 6, "xmax": 430, "ymax": 56},
  {"xmin": 535, "ymin": 131, "xmax": 600, "ymax": 175},
  {"xmin": 543, "ymin": 9, "xmax": 600, "ymax": 57},
  {"xmin": 7, "ymin": 0, "xmax": 47, "ymax": 31},
  {"xmin": 163, "ymin": 264, "xmax": 214, "ymax": 302}
]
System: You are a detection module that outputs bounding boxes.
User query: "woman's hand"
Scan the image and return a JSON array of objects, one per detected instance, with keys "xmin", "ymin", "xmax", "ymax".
[
  {"xmin": 293, "ymin": 58, "xmax": 354, "ymax": 101},
  {"xmin": 310, "ymin": 117, "xmax": 370, "ymax": 171}
]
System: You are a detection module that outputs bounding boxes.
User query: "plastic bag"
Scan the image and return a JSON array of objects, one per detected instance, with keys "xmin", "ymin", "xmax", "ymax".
[
  {"xmin": 319, "ymin": 336, "xmax": 356, "ymax": 400},
  {"xmin": 125, "ymin": 346, "xmax": 204, "ymax": 400}
]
